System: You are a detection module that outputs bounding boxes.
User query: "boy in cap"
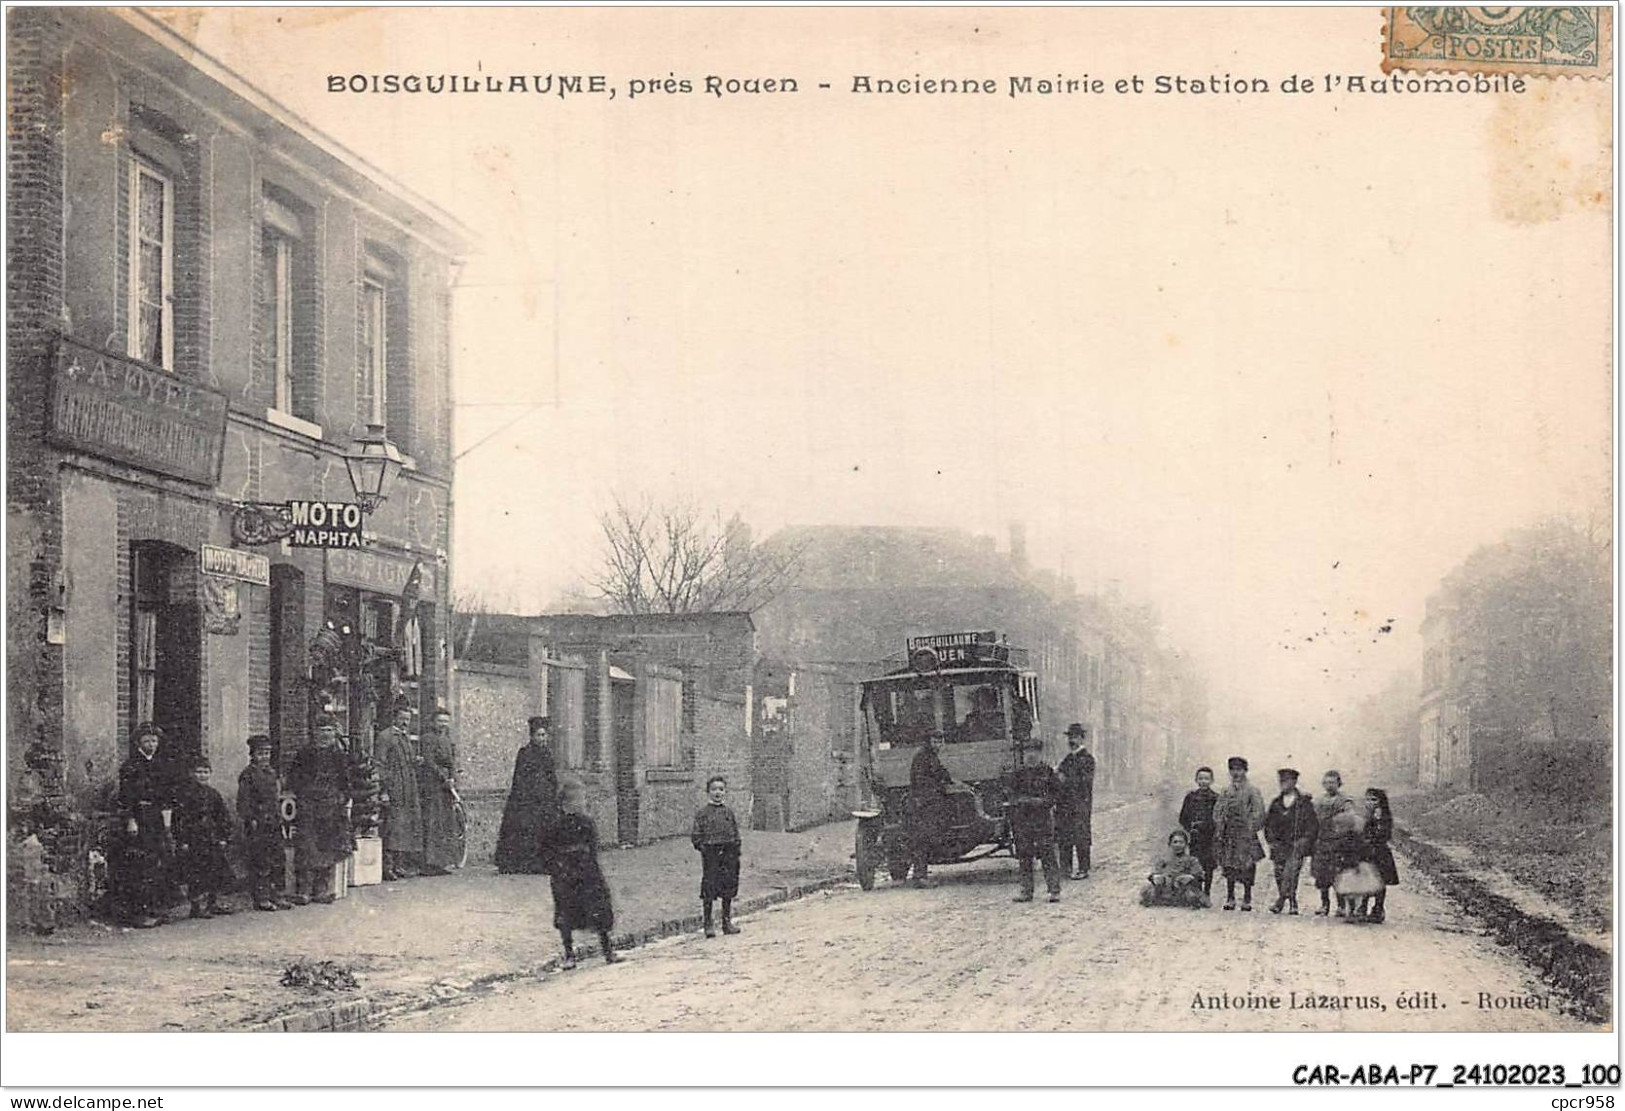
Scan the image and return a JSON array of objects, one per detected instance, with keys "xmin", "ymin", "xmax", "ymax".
[
  {"xmin": 1212, "ymin": 756, "xmax": 1266, "ymax": 911},
  {"xmin": 174, "ymin": 758, "xmax": 236, "ymax": 918},
  {"xmin": 1263, "ymin": 767, "xmax": 1319, "ymax": 915},
  {"xmin": 238, "ymin": 735, "xmax": 290, "ymax": 911},
  {"xmin": 692, "ymin": 775, "xmax": 743, "ymax": 937}
]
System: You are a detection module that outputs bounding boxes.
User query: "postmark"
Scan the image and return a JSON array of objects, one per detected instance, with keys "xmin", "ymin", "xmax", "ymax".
[{"xmin": 1383, "ymin": 7, "xmax": 1611, "ymax": 77}]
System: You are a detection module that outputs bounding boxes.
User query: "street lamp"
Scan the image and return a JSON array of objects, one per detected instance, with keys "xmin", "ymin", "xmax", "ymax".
[{"xmin": 343, "ymin": 423, "xmax": 404, "ymax": 515}]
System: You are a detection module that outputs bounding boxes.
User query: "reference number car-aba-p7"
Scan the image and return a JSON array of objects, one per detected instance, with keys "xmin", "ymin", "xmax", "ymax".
[{"xmin": 1295, "ymin": 1064, "xmax": 1604, "ymax": 1086}]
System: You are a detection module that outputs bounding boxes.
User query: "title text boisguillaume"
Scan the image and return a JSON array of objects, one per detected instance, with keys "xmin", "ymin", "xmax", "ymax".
[{"xmin": 326, "ymin": 71, "xmax": 1527, "ymax": 99}]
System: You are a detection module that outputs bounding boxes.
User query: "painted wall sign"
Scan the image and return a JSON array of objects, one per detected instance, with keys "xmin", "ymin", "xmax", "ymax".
[
  {"xmin": 327, "ymin": 547, "xmax": 438, "ymax": 597},
  {"xmin": 48, "ymin": 336, "xmax": 229, "ymax": 486},
  {"xmin": 200, "ymin": 544, "xmax": 271, "ymax": 586}
]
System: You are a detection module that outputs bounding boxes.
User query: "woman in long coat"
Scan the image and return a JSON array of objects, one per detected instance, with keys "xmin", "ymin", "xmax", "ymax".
[
  {"xmin": 495, "ymin": 716, "xmax": 561, "ymax": 874},
  {"xmin": 1211, "ymin": 756, "xmax": 1266, "ymax": 911}
]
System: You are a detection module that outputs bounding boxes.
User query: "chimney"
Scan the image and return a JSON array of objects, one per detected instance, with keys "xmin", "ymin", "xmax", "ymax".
[{"xmin": 1009, "ymin": 521, "xmax": 1029, "ymax": 573}]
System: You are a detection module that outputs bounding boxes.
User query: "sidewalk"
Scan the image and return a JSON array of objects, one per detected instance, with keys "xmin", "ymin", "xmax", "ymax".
[{"xmin": 5, "ymin": 822, "xmax": 856, "ymax": 1032}]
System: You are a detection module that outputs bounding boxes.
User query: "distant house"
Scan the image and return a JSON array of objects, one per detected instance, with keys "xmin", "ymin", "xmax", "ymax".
[{"xmin": 1418, "ymin": 521, "xmax": 1610, "ymax": 810}]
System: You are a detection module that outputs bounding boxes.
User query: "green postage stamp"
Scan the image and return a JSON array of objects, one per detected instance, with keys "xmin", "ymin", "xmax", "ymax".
[{"xmin": 1383, "ymin": 7, "xmax": 1611, "ymax": 76}]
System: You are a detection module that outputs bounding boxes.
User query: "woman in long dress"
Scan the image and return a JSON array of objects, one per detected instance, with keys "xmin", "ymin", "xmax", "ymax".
[{"xmin": 494, "ymin": 716, "xmax": 561, "ymax": 874}]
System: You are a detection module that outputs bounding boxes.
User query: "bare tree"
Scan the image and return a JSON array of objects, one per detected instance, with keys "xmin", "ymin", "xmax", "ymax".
[{"xmin": 592, "ymin": 495, "xmax": 805, "ymax": 614}]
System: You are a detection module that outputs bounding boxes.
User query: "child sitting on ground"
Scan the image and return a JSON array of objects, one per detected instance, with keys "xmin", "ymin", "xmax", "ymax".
[{"xmin": 1141, "ymin": 829, "xmax": 1210, "ymax": 908}]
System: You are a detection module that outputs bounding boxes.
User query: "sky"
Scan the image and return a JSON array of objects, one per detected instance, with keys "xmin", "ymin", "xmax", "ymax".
[{"xmin": 158, "ymin": 7, "xmax": 1613, "ymax": 753}]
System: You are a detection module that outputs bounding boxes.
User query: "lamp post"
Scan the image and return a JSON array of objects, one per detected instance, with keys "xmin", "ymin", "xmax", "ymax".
[{"xmin": 343, "ymin": 423, "xmax": 405, "ymax": 515}]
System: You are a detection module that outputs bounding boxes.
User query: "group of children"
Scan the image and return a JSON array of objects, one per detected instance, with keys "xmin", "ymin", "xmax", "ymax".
[
  {"xmin": 543, "ymin": 772, "xmax": 745, "ymax": 969},
  {"xmin": 111, "ymin": 725, "xmax": 304, "ymax": 926},
  {"xmin": 1147, "ymin": 760, "xmax": 1398, "ymax": 923}
]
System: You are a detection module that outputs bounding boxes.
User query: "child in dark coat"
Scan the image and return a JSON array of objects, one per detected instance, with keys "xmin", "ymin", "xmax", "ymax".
[
  {"xmin": 549, "ymin": 780, "xmax": 622, "ymax": 970},
  {"xmin": 691, "ymin": 775, "xmax": 743, "ymax": 938},
  {"xmin": 237, "ymin": 735, "xmax": 290, "ymax": 911},
  {"xmin": 174, "ymin": 759, "xmax": 236, "ymax": 918},
  {"xmin": 1355, "ymin": 788, "xmax": 1400, "ymax": 924}
]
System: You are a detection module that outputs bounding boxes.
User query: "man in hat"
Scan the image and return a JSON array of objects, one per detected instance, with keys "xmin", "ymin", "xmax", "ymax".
[
  {"xmin": 113, "ymin": 722, "xmax": 177, "ymax": 927},
  {"xmin": 906, "ymin": 732, "xmax": 954, "ymax": 887},
  {"xmin": 238, "ymin": 734, "xmax": 291, "ymax": 911},
  {"xmin": 1055, "ymin": 723, "xmax": 1096, "ymax": 880},
  {"xmin": 1212, "ymin": 756, "xmax": 1266, "ymax": 911},
  {"xmin": 374, "ymin": 696, "xmax": 424, "ymax": 880},
  {"xmin": 1263, "ymin": 767, "xmax": 1319, "ymax": 915},
  {"xmin": 287, "ymin": 713, "xmax": 353, "ymax": 904}
]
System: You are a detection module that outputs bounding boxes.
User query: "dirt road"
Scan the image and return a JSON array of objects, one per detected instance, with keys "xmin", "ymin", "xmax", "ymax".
[{"xmin": 386, "ymin": 800, "xmax": 1588, "ymax": 1032}]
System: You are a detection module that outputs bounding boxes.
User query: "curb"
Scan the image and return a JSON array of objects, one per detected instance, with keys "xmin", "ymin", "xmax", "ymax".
[
  {"xmin": 1393, "ymin": 826, "xmax": 1611, "ymax": 1026},
  {"xmin": 248, "ymin": 870, "xmax": 854, "ymax": 1032}
]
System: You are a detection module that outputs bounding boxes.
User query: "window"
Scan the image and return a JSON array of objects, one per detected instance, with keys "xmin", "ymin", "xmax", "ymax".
[
  {"xmin": 645, "ymin": 676, "xmax": 683, "ymax": 769},
  {"xmin": 127, "ymin": 159, "xmax": 173, "ymax": 369},
  {"xmin": 260, "ymin": 195, "xmax": 303, "ymax": 413},
  {"xmin": 361, "ymin": 274, "xmax": 388, "ymax": 426}
]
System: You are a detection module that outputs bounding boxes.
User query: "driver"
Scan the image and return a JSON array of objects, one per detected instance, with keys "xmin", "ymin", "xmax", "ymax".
[{"xmin": 960, "ymin": 685, "xmax": 1008, "ymax": 742}]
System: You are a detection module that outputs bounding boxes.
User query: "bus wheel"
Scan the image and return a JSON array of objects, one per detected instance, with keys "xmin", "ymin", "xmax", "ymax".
[{"xmin": 855, "ymin": 819, "xmax": 881, "ymax": 891}]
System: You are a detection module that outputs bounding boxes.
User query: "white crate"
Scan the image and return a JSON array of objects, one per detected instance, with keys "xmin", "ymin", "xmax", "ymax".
[{"xmin": 349, "ymin": 836, "xmax": 383, "ymax": 887}]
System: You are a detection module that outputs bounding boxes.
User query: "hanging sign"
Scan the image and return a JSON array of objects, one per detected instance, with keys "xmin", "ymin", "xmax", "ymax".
[{"xmin": 286, "ymin": 500, "xmax": 365, "ymax": 549}]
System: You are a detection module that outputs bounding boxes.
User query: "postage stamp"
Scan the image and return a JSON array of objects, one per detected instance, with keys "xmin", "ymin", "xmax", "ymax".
[{"xmin": 1383, "ymin": 6, "xmax": 1612, "ymax": 77}]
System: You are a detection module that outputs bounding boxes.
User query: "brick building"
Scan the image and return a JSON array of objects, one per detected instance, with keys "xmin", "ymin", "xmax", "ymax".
[{"xmin": 7, "ymin": 9, "xmax": 468, "ymax": 917}]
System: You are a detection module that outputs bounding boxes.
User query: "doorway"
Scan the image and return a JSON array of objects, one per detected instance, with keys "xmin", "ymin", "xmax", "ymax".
[{"xmin": 130, "ymin": 541, "xmax": 201, "ymax": 768}]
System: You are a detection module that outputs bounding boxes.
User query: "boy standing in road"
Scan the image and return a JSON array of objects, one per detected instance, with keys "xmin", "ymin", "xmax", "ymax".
[
  {"xmin": 1177, "ymin": 766, "xmax": 1220, "ymax": 897},
  {"xmin": 691, "ymin": 775, "xmax": 743, "ymax": 938},
  {"xmin": 1264, "ymin": 767, "xmax": 1319, "ymax": 915}
]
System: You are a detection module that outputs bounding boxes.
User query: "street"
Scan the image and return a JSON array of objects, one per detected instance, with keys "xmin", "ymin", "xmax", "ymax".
[{"xmin": 386, "ymin": 800, "xmax": 1588, "ymax": 1033}]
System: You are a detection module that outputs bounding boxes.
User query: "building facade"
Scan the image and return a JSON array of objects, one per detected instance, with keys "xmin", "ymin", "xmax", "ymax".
[{"xmin": 7, "ymin": 9, "xmax": 467, "ymax": 919}]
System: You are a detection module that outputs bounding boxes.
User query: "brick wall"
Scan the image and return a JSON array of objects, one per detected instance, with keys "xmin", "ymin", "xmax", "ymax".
[{"xmin": 6, "ymin": 8, "xmax": 68, "ymax": 808}]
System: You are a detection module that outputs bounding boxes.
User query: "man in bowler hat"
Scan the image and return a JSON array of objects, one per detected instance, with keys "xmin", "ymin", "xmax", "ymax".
[{"xmin": 1055, "ymin": 724, "xmax": 1096, "ymax": 879}]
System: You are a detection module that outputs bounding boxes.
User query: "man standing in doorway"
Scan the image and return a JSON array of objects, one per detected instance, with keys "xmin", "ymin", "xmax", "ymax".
[{"xmin": 1056, "ymin": 723, "xmax": 1096, "ymax": 880}]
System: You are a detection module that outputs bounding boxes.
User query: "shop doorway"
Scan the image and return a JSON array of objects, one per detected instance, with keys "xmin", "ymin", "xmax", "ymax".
[
  {"xmin": 611, "ymin": 677, "xmax": 637, "ymax": 844},
  {"xmin": 130, "ymin": 541, "xmax": 201, "ymax": 767}
]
